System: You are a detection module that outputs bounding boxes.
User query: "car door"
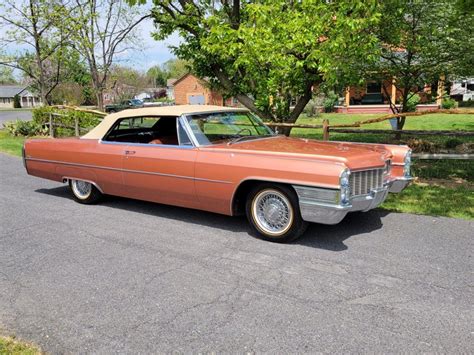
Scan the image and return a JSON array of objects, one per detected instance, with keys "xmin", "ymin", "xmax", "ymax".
[{"xmin": 120, "ymin": 116, "xmax": 200, "ymax": 209}]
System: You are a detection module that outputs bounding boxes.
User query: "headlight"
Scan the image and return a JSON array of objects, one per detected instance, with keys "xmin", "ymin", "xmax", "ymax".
[
  {"xmin": 403, "ymin": 150, "xmax": 412, "ymax": 177},
  {"xmin": 340, "ymin": 169, "xmax": 351, "ymax": 205}
]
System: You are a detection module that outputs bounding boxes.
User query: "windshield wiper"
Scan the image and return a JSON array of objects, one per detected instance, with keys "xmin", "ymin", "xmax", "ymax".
[{"xmin": 227, "ymin": 134, "xmax": 273, "ymax": 145}]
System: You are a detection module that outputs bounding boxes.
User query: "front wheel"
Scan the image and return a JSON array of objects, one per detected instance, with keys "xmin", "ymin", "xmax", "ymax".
[
  {"xmin": 245, "ymin": 184, "xmax": 308, "ymax": 243},
  {"xmin": 69, "ymin": 179, "xmax": 103, "ymax": 204}
]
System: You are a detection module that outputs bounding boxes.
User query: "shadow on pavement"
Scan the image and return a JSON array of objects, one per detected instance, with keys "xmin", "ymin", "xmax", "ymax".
[{"xmin": 36, "ymin": 186, "xmax": 385, "ymax": 251}]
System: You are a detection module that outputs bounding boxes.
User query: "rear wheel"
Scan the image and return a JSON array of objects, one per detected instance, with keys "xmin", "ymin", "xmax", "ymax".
[
  {"xmin": 69, "ymin": 179, "xmax": 102, "ymax": 204},
  {"xmin": 245, "ymin": 184, "xmax": 308, "ymax": 243}
]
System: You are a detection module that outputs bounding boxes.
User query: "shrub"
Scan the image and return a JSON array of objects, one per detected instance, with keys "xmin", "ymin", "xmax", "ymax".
[
  {"xmin": 4, "ymin": 120, "xmax": 47, "ymax": 136},
  {"xmin": 441, "ymin": 97, "xmax": 457, "ymax": 109},
  {"xmin": 405, "ymin": 94, "xmax": 420, "ymax": 112},
  {"xmin": 323, "ymin": 91, "xmax": 338, "ymax": 113},
  {"xmin": 303, "ymin": 99, "xmax": 320, "ymax": 117},
  {"xmin": 406, "ymin": 138, "xmax": 440, "ymax": 153},
  {"xmin": 444, "ymin": 138, "xmax": 463, "ymax": 149},
  {"xmin": 13, "ymin": 94, "xmax": 21, "ymax": 108},
  {"xmin": 32, "ymin": 106, "xmax": 101, "ymax": 132},
  {"xmin": 458, "ymin": 99, "xmax": 474, "ymax": 108}
]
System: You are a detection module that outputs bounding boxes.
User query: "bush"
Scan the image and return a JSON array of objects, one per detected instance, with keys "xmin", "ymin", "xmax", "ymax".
[
  {"xmin": 323, "ymin": 91, "xmax": 338, "ymax": 113},
  {"xmin": 4, "ymin": 120, "xmax": 47, "ymax": 136},
  {"xmin": 458, "ymin": 99, "xmax": 474, "ymax": 108},
  {"xmin": 406, "ymin": 138, "xmax": 440, "ymax": 153},
  {"xmin": 32, "ymin": 106, "xmax": 101, "ymax": 131},
  {"xmin": 441, "ymin": 97, "xmax": 457, "ymax": 109},
  {"xmin": 13, "ymin": 94, "xmax": 21, "ymax": 108},
  {"xmin": 444, "ymin": 138, "xmax": 463, "ymax": 149},
  {"xmin": 405, "ymin": 94, "xmax": 420, "ymax": 112},
  {"xmin": 303, "ymin": 99, "xmax": 320, "ymax": 118}
]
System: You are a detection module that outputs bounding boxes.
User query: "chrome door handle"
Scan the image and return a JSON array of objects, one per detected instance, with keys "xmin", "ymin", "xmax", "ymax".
[{"xmin": 124, "ymin": 150, "xmax": 136, "ymax": 155}]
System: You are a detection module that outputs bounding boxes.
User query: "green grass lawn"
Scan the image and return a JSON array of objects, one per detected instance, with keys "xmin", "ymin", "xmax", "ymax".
[
  {"xmin": 0, "ymin": 336, "xmax": 41, "ymax": 355},
  {"xmin": 0, "ymin": 130, "xmax": 25, "ymax": 157},
  {"xmin": 381, "ymin": 184, "xmax": 473, "ymax": 220}
]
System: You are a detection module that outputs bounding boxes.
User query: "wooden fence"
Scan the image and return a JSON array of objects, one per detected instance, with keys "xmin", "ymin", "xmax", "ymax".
[{"xmin": 268, "ymin": 108, "xmax": 474, "ymax": 140}]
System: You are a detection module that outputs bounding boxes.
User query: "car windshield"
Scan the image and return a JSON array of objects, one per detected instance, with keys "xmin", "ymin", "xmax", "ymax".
[
  {"xmin": 131, "ymin": 99, "xmax": 143, "ymax": 105},
  {"xmin": 186, "ymin": 111, "xmax": 275, "ymax": 145}
]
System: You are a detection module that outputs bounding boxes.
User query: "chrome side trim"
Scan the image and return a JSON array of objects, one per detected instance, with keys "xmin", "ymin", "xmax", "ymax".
[
  {"xmin": 99, "ymin": 140, "xmax": 195, "ymax": 149},
  {"xmin": 62, "ymin": 177, "xmax": 104, "ymax": 194},
  {"xmin": 25, "ymin": 157, "xmax": 232, "ymax": 184}
]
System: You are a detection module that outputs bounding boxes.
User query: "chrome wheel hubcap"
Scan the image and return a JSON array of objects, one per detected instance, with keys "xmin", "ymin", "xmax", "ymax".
[
  {"xmin": 252, "ymin": 190, "xmax": 293, "ymax": 236},
  {"xmin": 71, "ymin": 180, "xmax": 92, "ymax": 199}
]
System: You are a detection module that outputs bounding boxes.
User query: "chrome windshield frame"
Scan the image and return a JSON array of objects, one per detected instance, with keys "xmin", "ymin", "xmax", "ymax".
[{"xmin": 180, "ymin": 110, "xmax": 275, "ymax": 148}]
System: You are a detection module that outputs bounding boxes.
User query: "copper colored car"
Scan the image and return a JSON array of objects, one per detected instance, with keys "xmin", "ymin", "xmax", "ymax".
[{"xmin": 23, "ymin": 105, "xmax": 412, "ymax": 242}]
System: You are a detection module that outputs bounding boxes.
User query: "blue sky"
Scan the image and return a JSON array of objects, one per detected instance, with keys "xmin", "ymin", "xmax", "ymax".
[{"xmin": 116, "ymin": 18, "xmax": 181, "ymax": 70}]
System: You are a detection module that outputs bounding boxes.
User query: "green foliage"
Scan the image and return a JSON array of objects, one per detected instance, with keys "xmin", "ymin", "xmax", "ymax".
[
  {"xmin": 372, "ymin": 0, "xmax": 473, "ymax": 116},
  {"xmin": 459, "ymin": 99, "xmax": 474, "ymax": 107},
  {"xmin": 405, "ymin": 94, "xmax": 421, "ymax": 112},
  {"xmin": 303, "ymin": 99, "xmax": 319, "ymax": 118},
  {"xmin": 144, "ymin": 0, "xmax": 381, "ymax": 125},
  {"xmin": 32, "ymin": 106, "xmax": 100, "ymax": 132},
  {"xmin": 441, "ymin": 97, "xmax": 458, "ymax": 109},
  {"xmin": 444, "ymin": 138, "xmax": 463, "ymax": 149},
  {"xmin": 4, "ymin": 120, "xmax": 46, "ymax": 137},
  {"xmin": 0, "ymin": 66, "xmax": 17, "ymax": 84},
  {"xmin": 13, "ymin": 94, "xmax": 21, "ymax": 108},
  {"xmin": 323, "ymin": 92, "xmax": 338, "ymax": 113}
]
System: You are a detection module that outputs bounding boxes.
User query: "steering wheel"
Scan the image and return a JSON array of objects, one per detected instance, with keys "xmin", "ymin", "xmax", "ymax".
[{"xmin": 235, "ymin": 128, "xmax": 252, "ymax": 136}]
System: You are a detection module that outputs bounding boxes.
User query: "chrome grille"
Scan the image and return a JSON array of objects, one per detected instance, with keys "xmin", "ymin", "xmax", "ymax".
[{"xmin": 350, "ymin": 169, "xmax": 384, "ymax": 196}]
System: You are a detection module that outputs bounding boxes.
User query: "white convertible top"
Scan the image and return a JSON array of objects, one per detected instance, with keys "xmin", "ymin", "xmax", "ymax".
[{"xmin": 82, "ymin": 104, "xmax": 248, "ymax": 139}]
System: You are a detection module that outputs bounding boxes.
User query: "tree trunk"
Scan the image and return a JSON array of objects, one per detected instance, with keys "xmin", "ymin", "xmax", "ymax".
[{"xmin": 96, "ymin": 89, "xmax": 104, "ymax": 112}]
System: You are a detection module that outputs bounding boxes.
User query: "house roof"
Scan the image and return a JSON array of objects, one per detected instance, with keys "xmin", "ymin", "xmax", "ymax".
[
  {"xmin": 82, "ymin": 104, "xmax": 249, "ymax": 139},
  {"xmin": 166, "ymin": 78, "xmax": 178, "ymax": 87},
  {"xmin": 0, "ymin": 85, "xmax": 26, "ymax": 98}
]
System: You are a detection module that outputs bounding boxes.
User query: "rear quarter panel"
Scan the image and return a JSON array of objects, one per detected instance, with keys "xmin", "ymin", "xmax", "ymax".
[{"xmin": 24, "ymin": 138, "xmax": 124, "ymax": 195}]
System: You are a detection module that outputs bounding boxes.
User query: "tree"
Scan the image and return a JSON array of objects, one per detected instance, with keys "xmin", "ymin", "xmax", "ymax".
[
  {"xmin": 0, "ymin": 0, "xmax": 68, "ymax": 104},
  {"xmin": 109, "ymin": 65, "xmax": 147, "ymax": 101},
  {"xmin": 0, "ymin": 66, "xmax": 17, "ymax": 84},
  {"xmin": 66, "ymin": 0, "xmax": 150, "ymax": 110},
  {"xmin": 372, "ymin": 0, "xmax": 474, "ymax": 131},
  {"xmin": 130, "ymin": 0, "xmax": 381, "ymax": 134},
  {"xmin": 146, "ymin": 65, "xmax": 167, "ymax": 87},
  {"xmin": 163, "ymin": 58, "xmax": 190, "ymax": 79},
  {"xmin": 13, "ymin": 94, "xmax": 22, "ymax": 108}
]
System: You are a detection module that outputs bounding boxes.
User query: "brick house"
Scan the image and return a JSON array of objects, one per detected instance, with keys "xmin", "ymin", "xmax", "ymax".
[
  {"xmin": 173, "ymin": 73, "xmax": 239, "ymax": 106},
  {"xmin": 335, "ymin": 78, "xmax": 442, "ymax": 113}
]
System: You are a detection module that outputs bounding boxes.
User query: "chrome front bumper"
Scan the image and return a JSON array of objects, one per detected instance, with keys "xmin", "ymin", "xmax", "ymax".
[{"xmin": 294, "ymin": 177, "xmax": 412, "ymax": 225}]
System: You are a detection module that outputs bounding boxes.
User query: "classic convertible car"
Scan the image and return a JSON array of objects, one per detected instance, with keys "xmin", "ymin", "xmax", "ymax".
[{"xmin": 23, "ymin": 105, "xmax": 412, "ymax": 242}]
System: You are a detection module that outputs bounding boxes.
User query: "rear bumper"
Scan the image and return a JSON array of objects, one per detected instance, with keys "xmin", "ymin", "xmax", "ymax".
[{"xmin": 294, "ymin": 177, "xmax": 412, "ymax": 225}]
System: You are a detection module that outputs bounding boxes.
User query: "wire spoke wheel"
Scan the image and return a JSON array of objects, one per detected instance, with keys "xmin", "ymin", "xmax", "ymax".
[
  {"xmin": 251, "ymin": 189, "xmax": 294, "ymax": 237},
  {"xmin": 71, "ymin": 179, "xmax": 92, "ymax": 200}
]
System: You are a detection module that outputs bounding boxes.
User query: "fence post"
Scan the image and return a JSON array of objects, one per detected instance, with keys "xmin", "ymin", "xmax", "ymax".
[
  {"xmin": 75, "ymin": 116, "xmax": 79, "ymax": 137},
  {"xmin": 49, "ymin": 113, "xmax": 54, "ymax": 138},
  {"xmin": 322, "ymin": 119, "xmax": 329, "ymax": 141}
]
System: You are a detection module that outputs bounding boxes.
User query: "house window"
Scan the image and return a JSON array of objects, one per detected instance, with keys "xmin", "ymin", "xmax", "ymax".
[{"xmin": 366, "ymin": 82, "xmax": 382, "ymax": 94}]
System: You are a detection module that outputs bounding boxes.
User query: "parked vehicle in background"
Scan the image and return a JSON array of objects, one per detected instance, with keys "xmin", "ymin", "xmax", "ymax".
[
  {"xmin": 23, "ymin": 105, "xmax": 412, "ymax": 243},
  {"xmin": 104, "ymin": 99, "xmax": 143, "ymax": 113}
]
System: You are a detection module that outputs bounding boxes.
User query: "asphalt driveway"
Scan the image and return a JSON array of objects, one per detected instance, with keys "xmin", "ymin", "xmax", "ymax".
[
  {"xmin": 0, "ymin": 153, "xmax": 472, "ymax": 352},
  {"xmin": 0, "ymin": 109, "xmax": 33, "ymax": 128}
]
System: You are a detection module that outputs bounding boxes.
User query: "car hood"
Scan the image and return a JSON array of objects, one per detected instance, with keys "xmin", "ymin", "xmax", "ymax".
[{"xmin": 206, "ymin": 136, "xmax": 392, "ymax": 169}]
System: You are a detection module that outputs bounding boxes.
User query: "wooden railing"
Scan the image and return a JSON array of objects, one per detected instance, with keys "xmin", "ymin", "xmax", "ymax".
[{"xmin": 268, "ymin": 108, "xmax": 474, "ymax": 140}]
